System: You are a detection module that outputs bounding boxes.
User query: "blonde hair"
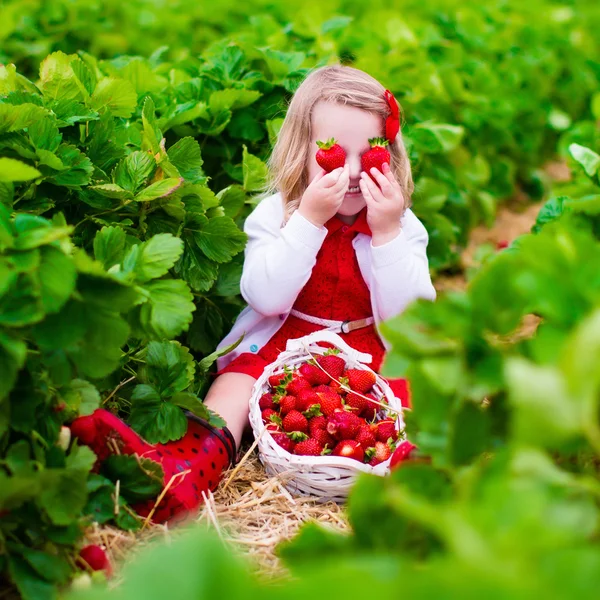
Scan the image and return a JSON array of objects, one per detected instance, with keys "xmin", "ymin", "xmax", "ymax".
[{"xmin": 265, "ymin": 64, "xmax": 414, "ymax": 221}]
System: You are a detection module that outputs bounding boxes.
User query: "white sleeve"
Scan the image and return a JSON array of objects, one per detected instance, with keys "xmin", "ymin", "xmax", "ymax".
[
  {"xmin": 239, "ymin": 196, "xmax": 328, "ymax": 316},
  {"xmin": 369, "ymin": 209, "xmax": 436, "ymax": 322}
]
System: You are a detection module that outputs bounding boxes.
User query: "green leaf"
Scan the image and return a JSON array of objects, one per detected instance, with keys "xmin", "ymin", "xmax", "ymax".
[
  {"xmin": 61, "ymin": 379, "xmax": 101, "ymax": 416},
  {"xmin": 167, "ymin": 138, "xmax": 204, "ymax": 183},
  {"xmin": 129, "ymin": 388, "xmax": 187, "ymax": 444},
  {"xmin": 142, "ymin": 340, "xmax": 195, "ymax": 395},
  {"xmin": 135, "ymin": 178, "xmax": 183, "ymax": 202},
  {"xmin": 39, "ymin": 51, "xmax": 85, "ymax": 103},
  {"xmin": 0, "ymin": 157, "xmax": 41, "ymax": 182},
  {"xmin": 38, "ymin": 468, "xmax": 89, "ymax": 525},
  {"xmin": 47, "ymin": 144, "xmax": 93, "ymax": 187},
  {"xmin": 217, "ymin": 184, "xmax": 246, "ymax": 218},
  {"xmin": 91, "ymin": 77, "xmax": 138, "ymax": 118},
  {"xmin": 114, "ymin": 151, "xmax": 156, "ymax": 193},
  {"xmin": 412, "ymin": 123, "xmax": 465, "ymax": 154},
  {"xmin": 38, "ymin": 246, "xmax": 76, "ymax": 313},
  {"xmin": 94, "ymin": 226, "xmax": 127, "ymax": 269},
  {"xmin": 569, "ymin": 143, "xmax": 600, "ymax": 178},
  {"xmin": 242, "ymin": 145, "xmax": 268, "ymax": 192},
  {"xmin": 214, "ymin": 260, "xmax": 242, "ymax": 296},
  {"xmin": 8, "ymin": 555, "xmax": 55, "ymax": 600},
  {"xmin": 208, "ymin": 89, "xmax": 261, "ymax": 112},
  {"xmin": 0, "ymin": 103, "xmax": 51, "ymax": 135},
  {"xmin": 101, "ymin": 455, "xmax": 164, "ymax": 503},
  {"xmin": 126, "ymin": 234, "xmax": 184, "ymax": 283},
  {"xmin": 0, "ymin": 331, "xmax": 27, "ymax": 400},
  {"xmin": 191, "ymin": 215, "xmax": 246, "ymax": 263},
  {"xmin": 89, "ymin": 183, "xmax": 134, "ymax": 200},
  {"xmin": 141, "ymin": 96, "xmax": 161, "ymax": 154},
  {"xmin": 27, "ymin": 118, "xmax": 62, "ymax": 152},
  {"xmin": 175, "ymin": 230, "xmax": 219, "ymax": 292},
  {"xmin": 138, "ymin": 279, "xmax": 195, "ymax": 339}
]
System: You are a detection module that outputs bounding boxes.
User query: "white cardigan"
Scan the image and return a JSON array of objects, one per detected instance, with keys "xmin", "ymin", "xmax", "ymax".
[{"xmin": 216, "ymin": 192, "xmax": 436, "ymax": 370}]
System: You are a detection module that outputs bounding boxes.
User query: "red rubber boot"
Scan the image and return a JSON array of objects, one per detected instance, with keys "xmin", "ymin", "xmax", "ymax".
[{"xmin": 70, "ymin": 409, "xmax": 236, "ymax": 524}]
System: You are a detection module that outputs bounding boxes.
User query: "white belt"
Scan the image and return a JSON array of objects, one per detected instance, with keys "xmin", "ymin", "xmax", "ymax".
[{"xmin": 289, "ymin": 309, "xmax": 375, "ymax": 334}]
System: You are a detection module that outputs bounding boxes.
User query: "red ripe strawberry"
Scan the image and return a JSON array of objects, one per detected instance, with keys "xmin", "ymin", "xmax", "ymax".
[
  {"xmin": 333, "ymin": 440, "xmax": 364, "ymax": 462},
  {"xmin": 272, "ymin": 432, "xmax": 296, "ymax": 453},
  {"xmin": 282, "ymin": 410, "xmax": 308, "ymax": 433},
  {"xmin": 367, "ymin": 441, "xmax": 393, "ymax": 466},
  {"xmin": 308, "ymin": 415, "xmax": 327, "ymax": 436},
  {"xmin": 77, "ymin": 545, "xmax": 112, "ymax": 577},
  {"xmin": 259, "ymin": 393, "xmax": 276, "ymax": 411},
  {"xmin": 329, "ymin": 379, "xmax": 346, "ymax": 395},
  {"xmin": 279, "ymin": 395, "xmax": 297, "ymax": 416},
  {"xmin": 496, "ymin": 239, "xmax": 509, "ymax": 250},
  {"xmin": 316, "ymin": 392, "xmax": 343, "ymax": 417},
  {"xmin": 355, "ymin": 423, "xmax": 377, "ymax": 448},
  {"xmin": 268, "ymin": 373, "xmax": 286, "ymax": 388},
  {"xmin": 345, "ymin": 391, "xmax": 368, "ymax": 415},
  {"xmin": 390, "ymin": 441, "xmax": 417, "ymax": 469},
  {"xmin": 265, "ymin": 421, "xmax": 281, "ymax": 433},
  {"xmin": 286, "ymin": 375, "xmax": 311, "ymax": 396},
  {"xmin": 315, "ymin": 138, "xmax": 346, "ymax": 172},
  {"xmin": 344, "ymin": 369, "xmax": 376, "ymax": 394},
  {"xmin": 362, "ymin": 393, "xmax": 380, "ymax": 421},
  {"xmin": 295, "ymin": 439, "xmax": 324, "ymax": 456},
  {"xmin": 261, "ymin": 408, "xmax": 279, "ymax": 424},
  {"xmin": 295, "ymin": 389, "xmax": 321, "ymax": 412},
  {"xmin": 315, "ymin": 354, "xmax": 346, "ymax": 380},
  {"xmin": 299, "ymin": 362, "xmax": 330, "ymax": 386},
  {"xmin": 327, "ymin": 411, "xmax": 362, "ymax": 441},
  {"xmin": 361, "ymin": 137, "xmax": 390, "ymax": 182},
  {"xmin": 376, "ymin": 419, "xmax": 399, "ymax": 443},
  {"xmin": 311, "ymin": 429, "xmax": 335, "ymax": 450}
]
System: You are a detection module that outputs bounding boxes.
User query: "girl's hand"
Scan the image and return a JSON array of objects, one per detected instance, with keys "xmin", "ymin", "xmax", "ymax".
[
  {"xmin": 298, "ymin": 165, "xmax": 349, "ymax": 227},
  {"xmin": 359, "ymin": 163, "xmax": 406, "ymax": 246}
]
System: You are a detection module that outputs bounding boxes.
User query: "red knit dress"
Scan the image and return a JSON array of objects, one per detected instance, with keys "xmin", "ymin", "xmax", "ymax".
[{"xmin": 218, "ymin": 208, "xmax": 410, "ymax": 407}]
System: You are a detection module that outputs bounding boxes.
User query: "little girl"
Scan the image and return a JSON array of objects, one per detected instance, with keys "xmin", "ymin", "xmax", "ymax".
[{"xmin": 71, "ymin": 65, "xmax": 436, "ymax": 524}]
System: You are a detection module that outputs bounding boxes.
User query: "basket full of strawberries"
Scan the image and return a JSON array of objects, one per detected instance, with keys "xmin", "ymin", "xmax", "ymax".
[{"xmin": 248, "ymin": 330, "xmax": 405, "ymax": 502}]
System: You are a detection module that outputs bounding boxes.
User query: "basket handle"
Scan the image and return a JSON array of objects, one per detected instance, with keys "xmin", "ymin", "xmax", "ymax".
[{"xmin": 285, "ymin": 330, "xmax": 373, "ymax": 364}]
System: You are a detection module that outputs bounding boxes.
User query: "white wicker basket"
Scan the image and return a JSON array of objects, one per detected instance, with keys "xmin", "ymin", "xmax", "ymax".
[{"xmin": 248, "ymin": 330, "xmax": 405, "ymax": 503}]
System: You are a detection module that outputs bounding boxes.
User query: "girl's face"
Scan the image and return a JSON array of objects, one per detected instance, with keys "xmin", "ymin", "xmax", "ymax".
[{"xmin": 308, "ymin": 101, "xmax": 383, "ymax": 219}]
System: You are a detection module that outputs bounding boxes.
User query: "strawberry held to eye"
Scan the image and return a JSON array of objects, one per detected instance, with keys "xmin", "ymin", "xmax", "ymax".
[
  {"xmin": 361, "ymin": 137, "xmax": 390, "ymax": 182},
  {"xmin": 315, "ymin": 138, "xmax": 346, "ymax": 172}
]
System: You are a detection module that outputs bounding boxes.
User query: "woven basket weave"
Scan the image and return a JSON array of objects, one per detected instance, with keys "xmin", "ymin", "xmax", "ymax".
[{"xmin": 248, "ymin": 330, "xmax": 405, "ymax": 503}]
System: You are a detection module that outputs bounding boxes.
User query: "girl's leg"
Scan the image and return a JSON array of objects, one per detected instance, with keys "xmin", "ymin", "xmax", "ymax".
[{"xmin": 203, "ymin": 372, "xmax": 257, "ymax": 450}]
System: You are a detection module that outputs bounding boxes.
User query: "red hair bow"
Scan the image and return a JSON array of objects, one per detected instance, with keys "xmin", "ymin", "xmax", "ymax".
[{"xmin": 384, "ymin": 89, "xmax": 400, "ymax": 144}]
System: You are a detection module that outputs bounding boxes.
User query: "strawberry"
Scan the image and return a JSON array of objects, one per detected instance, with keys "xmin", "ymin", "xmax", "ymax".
[
  {"xmin": 316, "ymin": 392, "xmax": 343, "ymax": 417},
  {"xmin": 329, "ymin": 379, "xmax": 346, "ymax": 395},
  {"xmin": 361, "ymin": 137, "xmax": 390, "ymax": 182},
  {"xmin": 299, "ymin": 362, "xmax": 330, "ymax": 386},
  {"xmin": 295, "ymin": 389, "xmax": 321, "ymax": 412},
  {"xmin": 332, "ymin": 440, "xmax": 364, "ymax": 462},
  {"xmin": 279, "ymin": 395, "xmax": 297, "ymax": 416},
  {"xmin": 345, "ymin": 391, "xmax": 368, "ymax": 415},
  {"xmin": 315, "ymin": 353, "xmax": 346, "ymax": 380},
  {"xmin": 344, "ymin": 369, "xmax": 376, "ymax": 394},
  {"xmin": 261, "ymin": 408, "xmax": 279, "ymax": 424},
  {"xmin": 272, "ymin": 432, "xmax": 296, "ymax": 453},
  {"xmin": 375, "ymin": 419, "xmax": 399, "ymax": 443},
  {"xmin": 259, "ymin": 392, "xmax": 276, "ymax": 411},
  {"xmin": 265, "ymin": 422, "xmax": 281, "ymax": 433},
  {"xmin": 327, "ymin": 411, "xmax": 362, "ymax": 440},
  {"xmin": 362, "ymin": 393, "xmax": 380, "ymax": 421},
  {"xmin": 355, "ymin": 423, "xmax": 377, "ymax": 448},
  {"xmin": 315, "ymin": 138, "xmax": 346, "ymax": 172},
  {"xmin": 496, "ymin": 239, "xmax": 509, "ymax": 250},
  {"xmin": 77, "ymin": 545, "xmax": 112, "ymax": 577},
  {"xmin": 390, "ymin": 440, "xmax": 417, "ymax": 469},
  {"xmin": 295, "ymin": 438, "xmax": 325, "ymax": 456},
  {"xmin": 282, "ymin": 410, "xmax": 308, "ymax": 434},
  {"xmin": 285, "ymin": 375, "xmax": 311, "ymax": 396},
  {"xmin": 308, "ymin": 415, "xmax": 327, "ymax": 436},
  {"xmin": 366, "ymin": 440, "xmax": 392, "ymax": 466},
  {"xmin": 311, "ymin": 429, "xmax": 335, "ymax": 450},
  {"xmin": 268, "ymin": 371, "xmax": 292, "ymax": 389}
]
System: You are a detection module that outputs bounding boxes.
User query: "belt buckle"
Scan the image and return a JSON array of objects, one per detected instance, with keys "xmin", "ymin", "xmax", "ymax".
[{"xmin": 340, "ymin": 320, "xmax": 351, "ymax": 334}]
